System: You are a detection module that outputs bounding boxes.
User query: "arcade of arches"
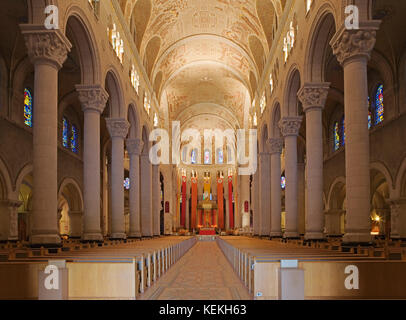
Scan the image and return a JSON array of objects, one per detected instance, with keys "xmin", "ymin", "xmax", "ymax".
[{"xmin": 1, "ymin": 0, "xmax": 406, "ymax": 300}]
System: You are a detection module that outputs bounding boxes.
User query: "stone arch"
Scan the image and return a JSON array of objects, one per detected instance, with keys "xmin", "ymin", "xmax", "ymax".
[
  {"xmin": 304, "ymin": 6, "xmax": 337, "ymax": 82},
  {"xmin": 141, "ymin": 125, "xmax": 151, "ymax": 155},
  {"xmin": 58, "ymin": 177, "xmax": 83, "ymax": 237},
  {"xmin": 104, "ymin": 69, "xmax": 125, "ymax": 118},
  {"xmin": 327, "ymin": 176, "xmax": 346, "ymax": 211},
  {"xmin": 130, "ymin": 0, "xmax": 152, "ymax": 51},
  {"xmin": 270, "ymin": 101, "xmax": 282, "ymax": 138},
  {"xmin": 15, "ymin": 164, "xmax": 33, "ymax": 241},
  {"xmin": 58, "ymin": 177, "xmax": 84, "ymax": 212},
  {"xmin": 144, "ymin": 36, "xmax": 161, "ymax": 79},
  {"xmin": 0, "ymin": 156, "xmax": 12, "ymax": 200},
  {"xmin": 259, "ymin": 123, "xmax": 269, "ymax": 153},
  {"xmin": 395, "ymin": 156, "xmax": 406, "ymax": 198},
  {"xmin": 283, "ymin": 65, "xmax": 301, "ymax": 116},
  {"xmin": 127, "ymin": 103, "xmax": 141, "ymax": 140},
  {"xmin": 63, "ymin": 6, "xmax": 101, "ymax": 85},
  {"xmin": 256, "ymin": 0, "xmax": 277, "ymax": 49},
  {"xmin": 154, "ymin": 71, "xmax": 163, "ymax": 100},
  {"xmin": 249, "ymin": 35, "xmax": 266, "ymax": 76}
]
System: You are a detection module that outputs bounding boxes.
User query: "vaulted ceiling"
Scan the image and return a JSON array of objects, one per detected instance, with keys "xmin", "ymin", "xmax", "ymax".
[{"xmin": 120, "ymin": 0, "xmax": 284, "ymax": 130}]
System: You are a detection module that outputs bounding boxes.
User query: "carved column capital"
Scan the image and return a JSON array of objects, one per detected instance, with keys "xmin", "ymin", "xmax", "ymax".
[
  {"xmin": 126, "ymin": 138, "xmax": 144, "ymax": 156},
  {"xmin": 267, "ymin": 138, "xmax": 283, "ymax": 155},
  {"xmin": 297, "ymin": 83, "xmax": 330, "ymax": 112},
  {"xmin": 330, "ymin": 21, "xmax": 381, "ymax": 66},
  {"xmin": 20, "ymin": 24, "xmax": 72, "ymax": 69},
  {"xmin": 279, "ymin": 116, "xmax": 302, "ymax": 137},
  {"xmin": 106, "ymin": 118, "xmax": 130, "ymax": 139},
  {"xmin": 76, "ymin": 85, "xmax": 109, "ymax": 114}
]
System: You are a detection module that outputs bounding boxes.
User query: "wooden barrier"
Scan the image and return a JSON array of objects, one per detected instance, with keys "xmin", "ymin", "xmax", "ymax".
[
  {"xmin": 0, "ymin": 236, "xmax": 197, "ymax": 300},
  {"xmin": 217, "ymin": 236, "xmax": 406, "ymax": 300}
]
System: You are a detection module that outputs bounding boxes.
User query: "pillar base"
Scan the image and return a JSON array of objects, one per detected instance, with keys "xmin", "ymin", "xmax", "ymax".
[
  {"xmin": 342, "ymin": 232, "xmax": 373, "ymax": 244},
  {"xmin": 284, "ymin": 231, "xmax": 299, "ymax": 239},
  {"xmin": 82, "ymin": 232, "xmax": 103, "ymax": 242},
  {"xmin": 110, "ymin": 233, "xmax": 127, "ymax": 240},
  {"xmin": 30, "ymin": 234, "xmax": 61, "ymax": 246},
  {"xmin": 304, "ymin": 232, "xmax": 325, "ymax": 240}
]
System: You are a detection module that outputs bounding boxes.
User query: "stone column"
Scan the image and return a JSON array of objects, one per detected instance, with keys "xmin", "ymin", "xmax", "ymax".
[
  {"xmin": 297, "ymin": 162, "xmax": 306, "ymax": 235},
  {"xmin": 331, "ymin": 21, "xmax": 380, "ymax": 243},
  {"xmin": 106, "ymin": 118, "xmax": 130, "ymax": 239},
  {"xmin": 259, "ymin": 152, "xmax": 271, "ymax": 236},
  {"xmin": 140, "ymin": 152, "xmax": 153, "ymax": 237},
  {"xmin": 268, "ymin": 138, "xmax": 283, "ymax": 237},
  {"xmin": 252, "ymin": 168, "xmax": 260, "ymax": 235},
  {"xmin": 152, "ymin": 165, "xmax": 161, "ymax": 236},
  {"xmin": 126, "ymin": 139, "xmax": 143, "ymax": 238},
  {"xmin": 239, "ymin": 175, "xmax": 250, "ymax": 230},
  {"xmin": 279, "ymin": 117, "xmax": 302, "ymax": 238},
  {"xmin": 388, "ymin": 199, "xmax": 406, "ymax": 239},
  {"xmin": 20, "ymin": 25, "xmax": 71, "ymax": 246},
  {"xmin": 298, "ymin": 83, "xmax": 330, "ymax": 240},
  {"xmin": 76, "ymin": 85, "xmax": 109, "ymax": 241},
  {"xmin": 7, "ymin": 200, "xmax": 22, "ymax": 241}
]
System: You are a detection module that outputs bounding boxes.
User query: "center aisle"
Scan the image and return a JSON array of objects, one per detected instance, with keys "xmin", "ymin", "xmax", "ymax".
[{"xmin": 139, "ymin": 240, "xmax": 251, "ymax": 300}]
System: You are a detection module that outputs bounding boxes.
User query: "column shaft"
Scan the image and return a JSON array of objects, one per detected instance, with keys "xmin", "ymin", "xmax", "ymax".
[
  {"xmin": 259, "ymin": 153, "xmax": 271, "ymax": 236},
  {"xmin": 140, "ymin": 154, "xmax": 153, "ymax": 236}
]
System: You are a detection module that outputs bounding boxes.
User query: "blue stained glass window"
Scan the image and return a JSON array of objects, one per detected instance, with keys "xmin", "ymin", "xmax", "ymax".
[
  {"xmin": 334, "ymin": 121, "xmax": 340, "ymax": 151},
  {"xmin": 281, "ymin": 175, "xmax": 286, "ymax": 190},
  {"xmin": 24, "ymin": 88, "xmax": 33, "ymax": 127},
  {"xmin": 71, "ymin": 124, "xmax": 79, "ymax": 153},
  {"xmin": 191, "ymin": 149, "xmax": 197, "ymax": 164},
  {"xmin": 124, "ymin": 177, "xmax": 130, "ymax": 190},
  {"xmin": 341, "ymin": 116, "xmax": 345, "ymax": 146},
  {"xmin": 375, "ymin": 84, "xmax": 384, "ymax": 125},
  {"xmin": 63, "ymin": 117, "xmax": 69, "ymax": 148}
]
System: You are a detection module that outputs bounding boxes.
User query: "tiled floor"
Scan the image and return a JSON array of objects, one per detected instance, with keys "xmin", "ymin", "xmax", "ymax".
[{"xmin": 139, "ymin": 241, "xmax": 252, "ymax": 300}]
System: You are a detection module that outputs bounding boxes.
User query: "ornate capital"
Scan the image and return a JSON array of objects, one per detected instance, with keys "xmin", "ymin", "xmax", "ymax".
[
  {"xmin": 267, "ymin": 138, "xmax": 283, "ymax": 155},
  {"xmin": 330, "ymin": 21, "xmax": 381, "ymax": 66},
  {"xmin": 126, "ymin": 138, "xmax": 144, "ymax": 155},
  {"xmin": 106, "ymin": 118, "xmax": 130, "ymax": 139},
  {"xmin": 20, "ymin": 24, "xmax": 72, "ymax": 69},
  {"xmin": 279, "ymin": 116, "xmax": 302, "ymax": 137},
  {"xmin": 76, "ymin": 85, "xmax": 109, "ymax": 114},
  {"xmin": 297, "ymin": 83, "xmax": 330, "ymax": 112}
]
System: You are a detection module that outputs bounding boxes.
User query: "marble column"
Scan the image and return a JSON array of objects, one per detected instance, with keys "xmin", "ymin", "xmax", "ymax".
[
  {"xmin": 268, "ymin": 138, "xmax": 283, "ymax": 237},
  {"xmin": 259, "ymin": 152, "xmax": 271, "ymax": 236},
  {"xmin": 106, "ymin": 118, "xmax": 130, "ymax": 239},
  {"xmin": 20, "ymin": 25, "xmax": 71, "ymax": 246},
  {"xmin": 325, "ymin": 209, "xmax": 344, "ymax": 236},
  {"xmin": 152, "ymin": 165, "xmax": 161, "ymax": 236},
  {"xmin": 126, "ymin": 139, "xmax": 143, "ymax": 238},
  {"xmin": 297, "ymin": 162, "xmax": 306, "ymax": 235},
  {"xmin": 69, "ymin": 211, "xmax": 82, "ymax": 238},
  {"xmin": 298, "ymin": 83, "xmax": 330, "ymax": 240},
  {"xmin": 76, "ymin": 85, "xmax": 109, "ymax": 241},
  {"xmin": 140, "ymin": 152, "xmax": 153, "ymax": 237},
  {"xmin": 331, "ymin": 21, "xmax": 380, "ymax": 243},
  {"xmin": 279, "ymin": 117, "xmax": 302, "ymax": 238}
]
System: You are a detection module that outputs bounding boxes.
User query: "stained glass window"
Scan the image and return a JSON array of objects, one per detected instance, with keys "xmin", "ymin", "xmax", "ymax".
[
  {"xmin": 368, "ymin": 96, "xmax": 372, "ymax": 130},
  {"xmin": 341, "ymin": 116, "xmax": 345, "ymax": 146},
  {"xmin": 375, "ymin": 84, "xmax": 384, "ymax": 125},
  {"xmin": 71, "ymin": 124, "xmax": 79, "ymax": 154},
  {"xmin": 24, "ymin": 88, "xmax": 33, "ymax": 127},
  {"xmin": 281, "ymin": 175, "xmax": 286, "ymax": 190},
  {"xmin": 217, "ymin": 149, "xmax": 224, "ymax": 164},
  {"xmin": 204, "ymin": 150, "xmax": 211, "ymax": 164},
  {"xmin": 334, "ymin": 121, "xmax": 340, "ymax": 151},
  {"xmin": 124, "ymin": 177, "xmax": 130, "ymax": 190},
  {"xmin": 191, "ymin": 149, "xmax": 197, "ymax": 164},
  {"xmin": 62, "ymin": 117, "xmax": 69, "ymax": 148}
]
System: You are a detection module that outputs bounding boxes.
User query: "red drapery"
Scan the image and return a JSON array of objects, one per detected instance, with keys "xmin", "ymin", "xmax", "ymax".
[
  {"xmin": 217, "ymin": 178, "xmax": 224, "ymax": 229},
  {"xmin": 228, "ymin": 175, "xmax": 234, "ymax": 229},
  {"xmin": 181, "ymin": 175, "xmax": 186, "ymax": 228},
  {"xmin": 191, "ymin": 177, "xmax": 197, "ymax": 229}
]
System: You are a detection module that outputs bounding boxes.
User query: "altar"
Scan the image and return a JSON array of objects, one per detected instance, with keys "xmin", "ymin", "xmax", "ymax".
[{"xmin": 197, "ymin": 199, "xmax": 218, "ymax": 229}]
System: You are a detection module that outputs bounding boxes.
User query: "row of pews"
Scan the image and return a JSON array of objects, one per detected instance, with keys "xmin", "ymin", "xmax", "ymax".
[
  {"xmin": 217, "ymin": 236, "xmax": 406, "ymax": 300},
  {"xmin": 0, "ymin": 236, "xmax": 197, "ymax": 300}
]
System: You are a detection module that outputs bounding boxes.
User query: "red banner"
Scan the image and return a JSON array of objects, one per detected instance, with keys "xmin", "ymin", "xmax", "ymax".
[
  {"xmin": 217, "ymin": 178, "xmax": 224, "ymax": 229},
  {"xmin": 244, "ymin": 201, "xmax": 249, "ymax": 213},
  {"xmin": 191, "ymin": 177, "xmax": 197, "ymax": 229},
  {"xmin": 228, "ymin": 176, "xmax": 234, "ymax": 229},
  {"xmin": 181, "ymin": 175, "xmax": 186, "ymax": 228}
]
